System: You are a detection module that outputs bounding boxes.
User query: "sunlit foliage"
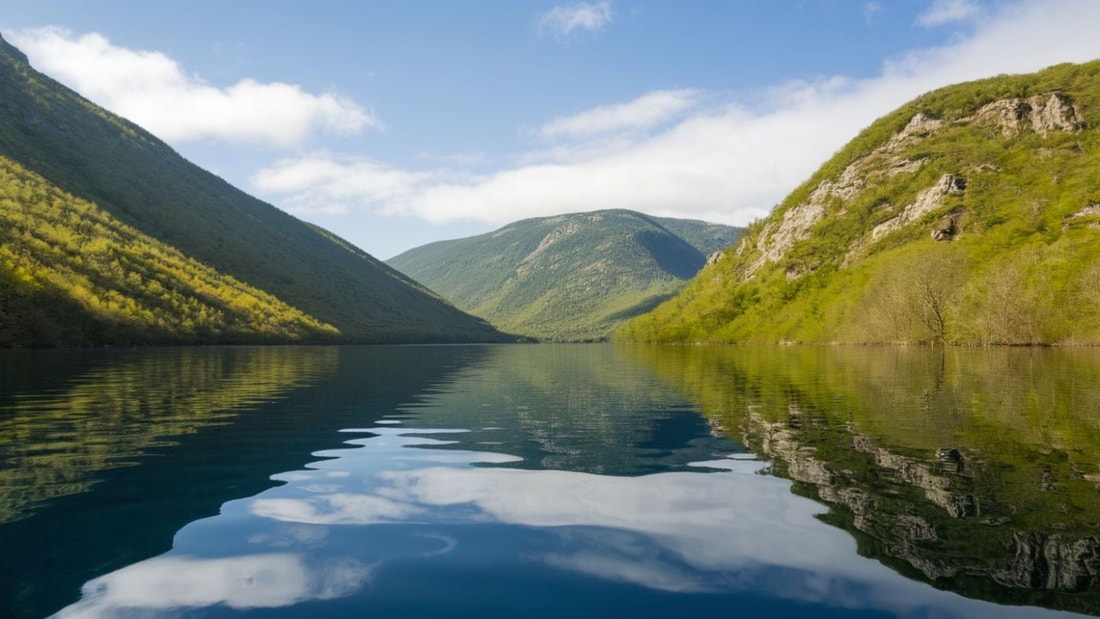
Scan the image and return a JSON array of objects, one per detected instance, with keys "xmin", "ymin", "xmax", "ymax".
[
  {"xmin": 0, "ymin": 346, "xmax": 338, "ymax": 523},
  {"xmin": 0, "ymin": 34, "xmax": 506, "ymax": 346},
  {"xmin": 618, "ymin": 61, "xmax": 1100, "ymax": 345},
  {"xmin": 0, "ymin": 157, "xmax": 340, "ymax": 345}
]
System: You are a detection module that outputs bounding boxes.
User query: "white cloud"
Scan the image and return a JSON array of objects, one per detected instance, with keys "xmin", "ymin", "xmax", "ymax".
[
  {"xmin": 252, "ymin": 0, "xmax": 1100, "ymax": 230},
  {"xmin": 538, "ymin": 1, "xmax": 614, "ymax": 38},
  {"xmin": 4, "ymin": 27, "xmax": 377, "ymax": 147},
  {"xmin": 55, "ymin": 554, "xmax": 372, "ymax": 617},
  {"xmin": 238, "ymin": 428, "xmax": 1055, "ymax": 617},
  {"xmin": 917, "ymin": 0, "xmax": 983, "ymax": 27},
  {"xmin": 252, "ymin": 155, "xmax": 436, "ymax": 215},
  {"xmin": 864, "ymin": 2, "xmax": 882, "ymax": 26},
  {"xmin": 539, "ymin": 89, "xmax": 701, "ymax": 140}
]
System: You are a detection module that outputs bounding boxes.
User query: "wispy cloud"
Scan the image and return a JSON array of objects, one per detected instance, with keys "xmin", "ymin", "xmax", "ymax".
[
  {"xmin": 251, "ymin": 154, "xmax": 435, "ymax": 215},
  {"xmin": 863, "ymin": 2, "xmax": 882, "ymax": 26},
  {"xmin": 538, "ymin": 1, "xmax": 613, "ymax": 38},
  {"xmin": 539, "ymin": 89, "xmax": 700, "ymax": 140},
  {"xmin": 916, "ymin": 0, "xmax": 983, "ymax": 27},
  {"xmin": 253, "ymin": 0, "xmax": 1100, "ymax": 230},
  {"xmin": 5, "ymin": 27, "xmax": 377, "ymax": 147}
]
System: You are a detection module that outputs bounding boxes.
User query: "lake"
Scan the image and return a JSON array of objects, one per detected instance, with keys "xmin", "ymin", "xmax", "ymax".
[{"xmin": 2, "ymin": 344, "xmax": 1099, "ymax": 618}]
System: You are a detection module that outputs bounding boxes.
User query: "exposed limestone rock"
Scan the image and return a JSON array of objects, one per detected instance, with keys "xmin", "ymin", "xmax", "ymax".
[
  {"xmin": 1064, "ymin": 203, "xmax": 1100, "ymax": 230},
  {"xmin": 852, "ymin": 432, "xmax": 978, "ymax": 518},
  {"xmin": 734, "ymin": 403, "xmax": 1100, "ymax": 596},
  {"xmin": 747, "ymin": 164, "xmax": 864, "ymax": 276},
  {"xmin": 931, "ymin": 209, "xmax": 963, "ymax": 242},
  {"xmin": 1031, "ymin": 93, "xmax": 1086, "ymax": 136},
  {"xmin": 887, "ymin": 158, "xmax": 923, "ymax": 176},
  {"xmin": 818, "ymin": 486, "xmax": 874, "ymax": 530},
  {"xmin": 705, "ymin": 250, "xmax": 724, "ymax": 267},
  {"xmin": 734, "ymin": 236, "xmax": 749, "ymax": 257},
  {"xmin": 978, "ymin": 98, "xmax": 1032, "ymax": 137},
  {"xmin": 976, "ymin": 93, "xmax": 1084, "ymax": 138},
  {"xmin": 872, "ymin": 174, "xmax": 966, "ymax": 243},
  {"xmin": 884, "ymin": 112, "xmax": 944, "ymax": 152},
  {"xmin": 996, "ymin": 532, "xmax": 1100, "ymax": 590},
  {"xmin": 748, "ymin": 406, "xmax": 834, "ymax": 487},
  {"xmin": 895, "ymin": 513, "xmax": 938, "ymax": 542},
  {"xmin": 747, "ymin": 202, "xmax": 827, "ymax": 277},
  {"xmin": 740, "ymin": 94, "xmax": 1080, "ymax": 280},
  {"xmin": 744, "ymin": 112, "xmax": 943, "ymax": 278}
]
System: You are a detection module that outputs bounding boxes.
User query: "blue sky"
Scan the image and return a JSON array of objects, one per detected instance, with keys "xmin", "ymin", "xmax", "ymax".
[{"xmin": 5, "ymin": 0, "xmax": 1100, "ymax": 258}]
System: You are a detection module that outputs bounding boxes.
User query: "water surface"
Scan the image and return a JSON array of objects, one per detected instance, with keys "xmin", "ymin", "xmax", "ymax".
[{"xmin": 2, "ymin": 344, "xmax": 1098, "ymax": 618}]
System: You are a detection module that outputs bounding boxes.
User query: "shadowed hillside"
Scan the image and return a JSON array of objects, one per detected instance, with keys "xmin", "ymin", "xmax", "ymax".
[
  {"xmin": 0, "ymin": 34, "xmax": 506, "ymax": 345},
  {"xmin": 388, "ymin": 209, "xmax": 742, "ymax": 341}
]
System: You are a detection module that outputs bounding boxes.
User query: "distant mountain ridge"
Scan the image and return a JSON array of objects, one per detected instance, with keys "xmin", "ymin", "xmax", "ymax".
[
  {"xmin": 388, "ymin": 209, "xmax": 742, "ymax": 341},
  {"xmin": 618, "ymin": 61, "xmax": 1100, "ymax": 345},
  {"xmin": 0, "ymin": 34, "xmax": 506, "ymax": 345}
]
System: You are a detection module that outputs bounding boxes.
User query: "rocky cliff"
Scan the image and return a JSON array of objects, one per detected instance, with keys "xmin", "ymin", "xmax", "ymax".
[{"xmin": 619, "ymin": 61, "xmax": 1100, "ymax": 345}]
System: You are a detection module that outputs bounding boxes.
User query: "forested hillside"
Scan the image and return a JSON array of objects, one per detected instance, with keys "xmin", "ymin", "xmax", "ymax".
[
  {"xmin": 0, "ymin": 34, "xmax": 505, "ymax": 345},
  {"xmin": 388, "ymin": 210, "xmax": 742, "ymax": 341},
  {"xmin": 619, "ymin": 61, "xmax": 1100, "ymax": 345}
]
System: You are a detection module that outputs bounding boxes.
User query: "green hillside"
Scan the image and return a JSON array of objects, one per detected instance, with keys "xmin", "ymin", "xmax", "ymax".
[
  {"xmin": 0, "ymin": 34, "xmax": 506, "ymax": 346},
  {"xmin": 387, "ymin": 209, "xmax": 741, "ymax": 341},
  {"xmin": 619, "ymin": 61, "xmax": 1100, "ymax": 345}
]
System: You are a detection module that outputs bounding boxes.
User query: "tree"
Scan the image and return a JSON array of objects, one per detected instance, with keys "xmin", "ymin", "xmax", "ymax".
[{"xmin": 907, "ymin": 249, "xmax": 966, "ymax": 346}]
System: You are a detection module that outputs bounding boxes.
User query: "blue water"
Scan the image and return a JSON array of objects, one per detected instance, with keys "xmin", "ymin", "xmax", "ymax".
[{"xmin": 1, "ymin": 344, "xmax": 1097, "ymax": 618}]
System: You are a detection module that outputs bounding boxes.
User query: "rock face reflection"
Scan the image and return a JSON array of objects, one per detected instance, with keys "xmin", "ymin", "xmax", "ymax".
[
  {"xmin": 8, "ymin": 344, "xmax": 1100, "ymax": 618},
  {"xmin": 635, "ymin": 345, "xmax": 1100, "ymax": 614}
]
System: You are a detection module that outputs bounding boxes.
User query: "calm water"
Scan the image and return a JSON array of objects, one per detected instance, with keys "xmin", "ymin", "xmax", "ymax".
[{"xmin": 2, "ymin": 344, "xmax": 1099, "ymax": 618}]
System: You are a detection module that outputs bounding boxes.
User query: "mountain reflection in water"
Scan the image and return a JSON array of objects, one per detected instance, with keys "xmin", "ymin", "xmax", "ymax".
[
  {"xmin": 2, "ymin": 344, "xmax": 1099, "ymax": 618},
  {"xmin": 54, "ymin": 427, "xmax": 1062, "ymax": 618},
  {"xmin": 635, "ymin": 344, "xmax": 1100, "ymax": 615}
]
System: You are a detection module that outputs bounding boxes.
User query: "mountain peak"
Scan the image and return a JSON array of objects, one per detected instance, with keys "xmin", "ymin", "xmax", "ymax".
[
  {"xmin": 0, "ymin": 34, "xmax": 29, "ymax": 66},
  {"xmin": 389, "ymin": 209, "xmax": 742, "ymax": 341}
]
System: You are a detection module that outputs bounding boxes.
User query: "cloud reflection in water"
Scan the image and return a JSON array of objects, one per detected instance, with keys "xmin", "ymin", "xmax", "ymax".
[
  {"xmin": 54, "ymin": 427, "xmax": 1074, "ymax": 618},
  {"xmin": 55, "ymin": 554, "xmax": 373, "ymax": 618},
  {"xmin": 241, "ymin": 428, "xmax": 1071, "ymax": 618}
]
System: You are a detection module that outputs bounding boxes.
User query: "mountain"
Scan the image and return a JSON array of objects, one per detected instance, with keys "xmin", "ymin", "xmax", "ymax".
[
  {"xmin": 387, "ymin": 209, "xmax": 742, "ymax": 341},
  {"xmin": 619, "ymin": 61, "xmax": 1100, "ymax": 345},
  {"xmin": 0, "ymin": 35, "xmax": 506, "ymax": 346}
]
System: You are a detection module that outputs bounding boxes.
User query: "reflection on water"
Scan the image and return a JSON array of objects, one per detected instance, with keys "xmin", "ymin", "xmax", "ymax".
[
  {"xmin": 3, "ymin": 345, "xmax": 1100, "ymax": 618},
  {"xmin": 60, "ymin": 553, "xmax": 375, "ymax": 616},
  {"xmin": 634, "ymin": 345, "xmax": 1100, "ymax": 615},
  {"xmin": 392, "ymin": 344, "xmax": 739, "ymax": 474},
  {"xmin": 0, "ymin": 345, "xmax": 488, "ymax": 619},
  {"xmin": 0, "ymin": 347, "xmax": 337, "ymax": 524},
  {"xmin": 54, "ymin": 426, "xmax": 1075, "ymax": 619}
]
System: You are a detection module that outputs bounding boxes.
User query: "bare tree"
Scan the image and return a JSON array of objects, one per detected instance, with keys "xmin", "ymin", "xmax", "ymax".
[{"xmin": 906, "ymin": 249, "xmax": 966, "ymax": 346}]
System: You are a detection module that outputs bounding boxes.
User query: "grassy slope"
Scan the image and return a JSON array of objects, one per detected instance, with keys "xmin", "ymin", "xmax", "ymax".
[
  {"xmin": 388, "ymin": 209, "xmax": 742, "ymax": 341},
  {"xmin": 0, "ymin": 35, "xmax": 505, "ymax": 345},
  {"xmin": 619, "ymin": 61, "xmax": 1100, "ymax": 345}
]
